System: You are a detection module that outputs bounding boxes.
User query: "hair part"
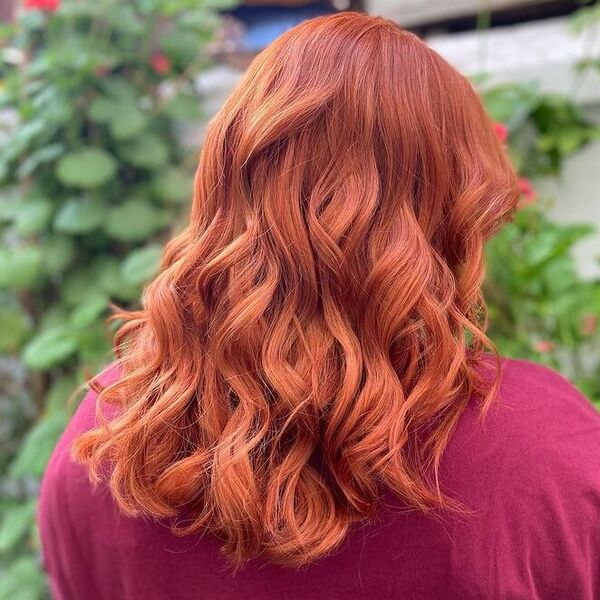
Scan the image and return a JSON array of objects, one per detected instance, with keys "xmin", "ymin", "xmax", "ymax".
[{"xmin": 73, "ymin": 12, "xmax": 519, "ymax": 568}]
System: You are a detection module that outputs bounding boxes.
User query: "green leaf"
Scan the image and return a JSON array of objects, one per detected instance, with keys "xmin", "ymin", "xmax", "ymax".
[
  {"xmin": 153, "ymin": 167, "xmax": 193, "ymax": 204},
  {"xmin": 121, "ymin": 134, "xmax": 169, "ymax": 169},
  {"xmin": 42, "ymin": 235, "xmax": 77, "ymax": 275},
  {"xmin": 556, "ymin": 126, "xmax": 586, "ymax": 154},
  {"xmin": 104, "ymin": 4, "xmax": 145, "ymax": 35},
  {"xmin": 160, "ymin": 31, "xmax": 199, "ymax": 67},
  {"xmin": 56, "ymin": 149, "xmax": 117, "ymax": 189},
  {"xmin": 9, "ymin": 409, "xmax": 69, "ymax": 478},
  {"xmin": 2, "ymin": 118, "xmax": 46, "ymax": 162},
  {"xmin": 20, "ymin": 9, "xmax": 46, "ymax": 31},
  {"xmin": 0, "ymin": 302, "xmax": 31, "ymax": 352},
  {"xmin": 0, "ymin": 500, "xmax": 36, "ymax": 553},
  {"xmin": 75, "ymin": 322, "xmax": 111, "ymax": 364},
  {"xmin": 89, "ymin": 91, "xmax": 148, "ymax": 140},
  {"xmin": 104, "ymin": 197, "xmax": 168, "ymax": 242},
  {"xmin": 53, "ymin": 196, "xmax": 106, "ymax": 233},
  {"xmin": 39, "ymin": 304, "xmax": 70, "ymax": 331},
  {"xmin": 100, "ymin": 77, "xmax": 138, "ymax": 101},
  {"xmin": 88, "ymin": 96, "xmax": 118, "ymax": 123},
  {"xmin": 0, "ymin": 555, "xmax": 46, "ymax": 600},
  {"xmin": 0, "ymin": 246, "xmax": 43, "ymax": 290},
  {"xmin": 46, "ymin": 375, "xmax": 79, "ymax": 414},
  {"xmin": 22, "ymin": 325, "xmax": 77, "ymax": 370},
  {"xmin": 14, "ymin": 198, "xmax": 53, "ymax": 235},
  {"xmin": 110, "ymin": 107, "xmax": 148, "ymax": 140},
  {"xmin": 481, "ymin": 84, "xmax": 539, "ymax": 130},
  {"xmin": 162, "ymin": 91, "xmax": 202, "ymax": 120},
  {"xmin": 0, "ymin": 191, "xmax": 19, "ymax": 221},
  {"xmin": 16, "ymin": 143, "xmax": 64, "ymax": 179},
  {"xmin": 93, "ymin": 257, "xmax": 141, "ymax": 301},
  {"xmin": 64, "ymin": 258, "xmax": 140, "ymax": 304},
  {"xmin": 570, "ymin": 5, "xmax": 600, "ymax": 35},
  {"xmin": 62, "ymin": 268, "xmax": 104, "ymax": 307},
  {"xmin": 121, "ymin": 244, "xmax": 163, "ymax": 286},
  {"xmin": 70, "ymin": 294, "xmax": 109, "ymax": 328}
]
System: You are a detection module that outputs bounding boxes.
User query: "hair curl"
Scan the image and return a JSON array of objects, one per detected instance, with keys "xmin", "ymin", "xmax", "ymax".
[{"xmin": 73, "ymin": 12, "xmax": 519, "ymax": 568}]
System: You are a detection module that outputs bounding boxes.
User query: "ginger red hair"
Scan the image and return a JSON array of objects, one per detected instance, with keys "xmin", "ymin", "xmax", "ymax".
[{"xmin": 73, "ymin": 13, "xmax": 519, "ymax": 567}]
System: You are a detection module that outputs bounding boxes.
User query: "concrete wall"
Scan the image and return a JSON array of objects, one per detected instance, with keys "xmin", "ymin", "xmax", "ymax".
[
  {"xmin": 368, "ymin": 0, "xmax": 550, "ymax": 27},
  {"xmin": 424, "ymin": 17, "xmax": 600, "ymax": 277}
]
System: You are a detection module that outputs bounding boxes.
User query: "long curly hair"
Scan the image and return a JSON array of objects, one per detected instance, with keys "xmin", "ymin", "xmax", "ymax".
[{"xmin": 73, "ymin": 12, "xmax": 519, "ymax": 568}]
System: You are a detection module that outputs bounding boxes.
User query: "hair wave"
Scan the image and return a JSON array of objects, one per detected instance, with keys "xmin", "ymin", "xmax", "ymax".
[{"xmin": 73, "ymin": 13, "xmax": 519, "ymax": 567}]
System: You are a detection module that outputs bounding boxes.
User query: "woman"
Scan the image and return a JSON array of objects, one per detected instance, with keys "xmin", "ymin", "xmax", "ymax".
[{"xmin": 39, "ymin": 12, "xmax": 600, "ymax": 599}]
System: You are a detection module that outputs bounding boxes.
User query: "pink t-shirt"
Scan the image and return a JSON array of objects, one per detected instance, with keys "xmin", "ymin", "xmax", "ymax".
[{"xmin": 39, "ymin": 358, "xmax": 600, "ymax": 599}]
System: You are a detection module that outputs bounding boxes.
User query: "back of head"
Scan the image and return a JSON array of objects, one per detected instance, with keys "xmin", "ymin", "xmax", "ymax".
[{"xmin": 73, "ymin": 12, "xmax": 519, "ymax": 567}]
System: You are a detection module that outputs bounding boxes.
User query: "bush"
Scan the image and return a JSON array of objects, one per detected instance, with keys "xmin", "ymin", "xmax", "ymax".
[
  {"xmin": 480, "ymin": 81, "xmax": 600, "ymax": 404},
  {"xmin": 0, "ymin": 0, "xmax": 232, "ymax": 594}
]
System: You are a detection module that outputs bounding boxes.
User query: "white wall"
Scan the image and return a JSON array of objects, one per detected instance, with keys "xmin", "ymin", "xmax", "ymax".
[
  {"xmin": 424, "ymin": 18, "xmax": 600, "ymax": 277},
  {"xmin": 369, "ymin": 0, "xmax": 550, "ymax": 28}
]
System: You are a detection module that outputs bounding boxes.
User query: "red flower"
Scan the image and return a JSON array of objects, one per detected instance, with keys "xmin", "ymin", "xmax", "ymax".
[
  {"xmin": 533, "ymin": 340, "xmax": 555, "ymax": 353},
  {"xmin": 517, "ymin": 177, "xmax": 537, "ymax": 208},
  {"xmin": 493, "ymin": 122, "xmax": 508, "ymax": 144},
  {"xmin": 23, "ymin": 0, "xmax": 60, "ymax": 11},
  {"xmin": 150, "ymin": 53, "xmax": 171, "ymax": 75},
  {"xmin": 94, "ymin": 65, "xmax": 111, "ymax": 78},
  {"xmin": 581, "ymin": 314, "xmax": 598, "ymax": 336}
]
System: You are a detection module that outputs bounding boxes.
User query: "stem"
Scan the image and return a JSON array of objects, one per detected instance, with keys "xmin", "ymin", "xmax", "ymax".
[{"xmin": 476, "ymin": 0, "xmax": 492, "ymax": 73}]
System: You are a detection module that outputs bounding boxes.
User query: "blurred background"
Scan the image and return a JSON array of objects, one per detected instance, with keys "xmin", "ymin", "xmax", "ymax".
[{"xmin": 0, "ymin": 0, "xmax": 599, "ymax": 596}]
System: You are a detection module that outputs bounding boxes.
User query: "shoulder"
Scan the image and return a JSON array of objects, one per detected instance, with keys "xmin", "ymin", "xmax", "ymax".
[
  {"xmin": 494, "ymin": 357, "xmax": 600, "ymax": 449},
  {"xmin": 435, "ymin": 359, "xmax": 600, "ymax": 596},
  {"xmin": 492, "ymin": 357, "xmax": 600, "ymax": 453},
  {"xmin": 452, "ymin": 357, "xmax": 600, "ymax": 501},
  {"xmin": 498, "ymin": 357, "xmax": 598, "ymax": 415}
]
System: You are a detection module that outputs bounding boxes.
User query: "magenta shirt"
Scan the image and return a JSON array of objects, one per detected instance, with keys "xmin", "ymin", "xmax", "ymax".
[{"xmin": 39, "ymin": 358, "xmax": 600, "ymax": 599}]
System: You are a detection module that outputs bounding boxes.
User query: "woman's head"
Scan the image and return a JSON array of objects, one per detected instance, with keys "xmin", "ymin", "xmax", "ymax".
[{"xmin": 73, "ymin": 13, "xmax": 519, "ymax": 567}]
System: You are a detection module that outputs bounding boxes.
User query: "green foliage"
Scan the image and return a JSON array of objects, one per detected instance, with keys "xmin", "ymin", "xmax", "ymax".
[
  {"xmin": 485, "ymin": 206, "xmax": 600, "ymax": 398},
  {"xmin": 571, "ymin": 1, "xmax": 600, "ymax": 76},
  {"xmin": 56, "ymin": 149, "xmax": 117, "ymax": 189},
  {"xmin": 479, "ymin": 81, "xmax": 600, "ymax": 406},
  {"xmin": 0, "ymin": 500, "xmax": 36, "ymax": 554},
  {"xmin": 0, "ymin": 556, "xmax": 46, "ymax": 600},
  {"xmin": 481, "ymin": 82, "xmax": 600, "ymax": 175},
  {"xmin": 0, "ymin": 0, "xmax": 230, "ymax": 593},
  {"xmin": 122, "ymin": 244, "xmax": 163, "ymax": 285},
  {"xmin": 570, "ymin": 2, "xmax": 600, "ymax": 35}
]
